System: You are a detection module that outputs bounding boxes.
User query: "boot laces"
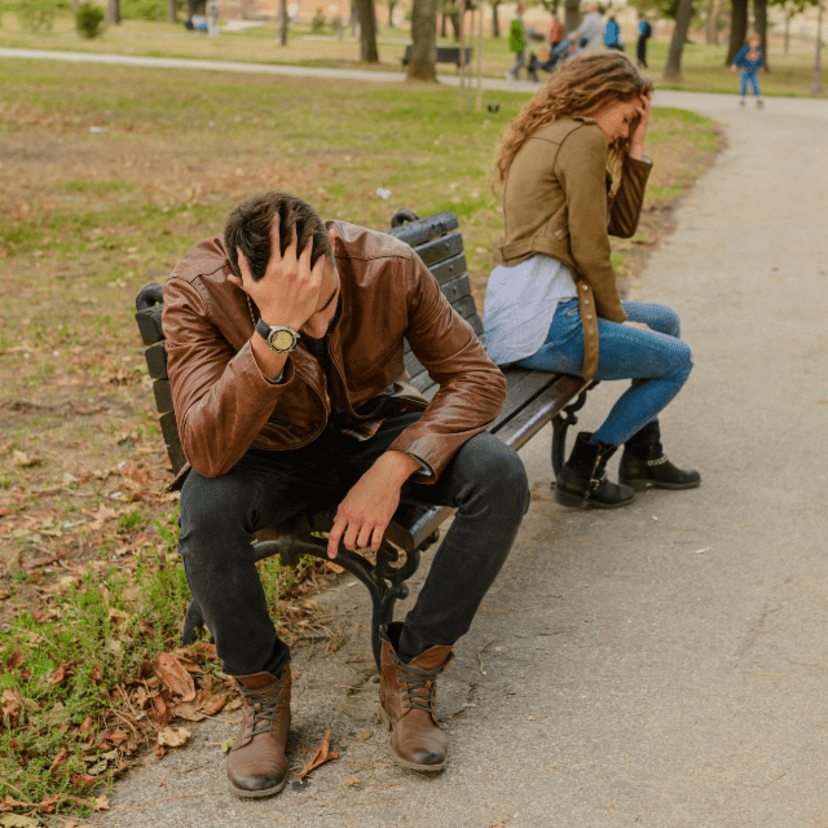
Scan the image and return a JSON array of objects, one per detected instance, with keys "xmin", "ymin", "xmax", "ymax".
[
  {"xmin": 390, "ymin": 652, "xmax": 443, "ymax": 714},
  {"xmin": 239, "ymin": 679, "xmax": 287, "ymax": 737}
]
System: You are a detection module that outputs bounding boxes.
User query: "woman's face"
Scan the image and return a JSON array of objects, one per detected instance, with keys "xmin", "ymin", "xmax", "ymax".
[{"xmin": 593, "ymin": 97, "xmax": 646, "ymax": 146}]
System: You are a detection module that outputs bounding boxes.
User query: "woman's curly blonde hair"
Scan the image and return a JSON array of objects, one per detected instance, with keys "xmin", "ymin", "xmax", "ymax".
[{"xmin": 495, "ymin": 51, "xmax": 654, "ymax": 182}]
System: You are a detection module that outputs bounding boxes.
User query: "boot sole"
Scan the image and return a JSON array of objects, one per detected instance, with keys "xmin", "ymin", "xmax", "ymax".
[
  {"xmin": 228, "ymin": 774, "xmax": 288, "ymax": 798},
  {"xmin": 554, "ymin": 488, "xmax": 635, "ymax": 510},
  {"xmin": 378, "ymin": 706, "xmax": 446, "ymax": 772},
  {"xmin": 619, "ymin": 477, "xmax": 702, "ymax": 492}
]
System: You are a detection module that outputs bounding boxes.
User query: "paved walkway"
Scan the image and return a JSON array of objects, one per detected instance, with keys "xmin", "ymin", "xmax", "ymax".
[{"xmin": 10, "ymin": 48, "xmax": 826, "ymax": 827}]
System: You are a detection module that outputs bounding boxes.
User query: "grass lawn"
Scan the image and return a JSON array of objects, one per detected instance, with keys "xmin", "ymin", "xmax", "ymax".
[{"xmin": 0, "ymin": 56, "xmax": 721, "ymax": 821}]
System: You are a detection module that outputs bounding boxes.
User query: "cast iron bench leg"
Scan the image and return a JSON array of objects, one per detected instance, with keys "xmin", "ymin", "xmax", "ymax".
[{"xmin": 181, "ymin": 533, "xmax": 435, "ymax": 671}]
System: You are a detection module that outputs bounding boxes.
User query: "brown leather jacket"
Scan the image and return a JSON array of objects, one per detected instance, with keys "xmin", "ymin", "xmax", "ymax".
[
  {"xmin": 497, "ymin": 117, "xmax": 652, "ymax": 379},
  {"xmin": 162, "ymin": 221, "xmax": 507, "ymax": 486}
]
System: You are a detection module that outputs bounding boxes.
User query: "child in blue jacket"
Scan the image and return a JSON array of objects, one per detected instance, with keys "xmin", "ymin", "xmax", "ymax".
[{"xmin": 731, "ymin": 34, "xmax": 765, "ymax": 108}]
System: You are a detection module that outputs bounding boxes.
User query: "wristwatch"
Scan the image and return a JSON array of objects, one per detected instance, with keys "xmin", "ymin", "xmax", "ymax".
[{"xmin": 255, "ymin": 318, "xmax": 300, "ymax": 353}]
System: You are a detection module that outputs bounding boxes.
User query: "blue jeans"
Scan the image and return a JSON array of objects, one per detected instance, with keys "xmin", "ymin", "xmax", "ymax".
[
  {"xmin": 178, "ymin": 411, "xmax": 529, "ymax": 677},
  {"xmin": 516, "ymin": 299, "xmax": 693, "ymax": 447},
  {"xmin": 740, "ymin": 69, "xmax": 761, "ymax": 96}
]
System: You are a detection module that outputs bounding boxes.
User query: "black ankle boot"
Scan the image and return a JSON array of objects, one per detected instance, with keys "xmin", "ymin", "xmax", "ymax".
[
  {"xmin": 554, "ymin": 432, "xmax": 636, "ymax": 510},
  {"xmin": 618, "ymin": 420, "xmax": 701, "ymax": 491}
]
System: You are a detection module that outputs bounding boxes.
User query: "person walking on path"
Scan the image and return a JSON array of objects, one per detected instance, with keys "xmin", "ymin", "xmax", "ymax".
[
  {"xmin": 636, "ymin": 12, "xmax": 651, "ymax": 68},
  {"xmin": 507, "ymin": 3, "xmax": 537, "ymax": 81},
  {"xmin": 604, "ymin": 15, "xmax": 624, "ymax": 51},
  {"xmin": 731, "ymin": 33, "xmax": 765, "ymax": 108},
  {"xmin": 571, "ymin": 2, "xmax": 604, "ymax": 52},
  {"xmin": 548, "ymin": 12, "xmax": 564, "ymax": 48},
  {"xmin": 163, "ymin": 191, "xmax": 529, "ymax": 796},
  {"xmin": 486, "ymin": 52, "xmax": 700, "ymax": 510}
]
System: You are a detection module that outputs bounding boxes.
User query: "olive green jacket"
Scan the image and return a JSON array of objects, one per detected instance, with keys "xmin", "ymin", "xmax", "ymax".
[{"xmin": 497, "ymin": 117, "xmax": 652, "ymax": 379}]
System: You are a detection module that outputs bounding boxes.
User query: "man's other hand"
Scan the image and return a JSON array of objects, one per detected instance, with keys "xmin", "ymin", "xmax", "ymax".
[{"xmin": 327, "ymin": 451, "xmax": 422, "ymax": 559}]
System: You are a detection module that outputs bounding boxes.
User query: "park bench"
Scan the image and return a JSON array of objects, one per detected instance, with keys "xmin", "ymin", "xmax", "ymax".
[
  {"xmin": 134, "ymin": 208, "xmax": 595, "ymax": 669},
  {"xmin": 401, "ymin": 44, "xmax": 473, "ymax": 69}
]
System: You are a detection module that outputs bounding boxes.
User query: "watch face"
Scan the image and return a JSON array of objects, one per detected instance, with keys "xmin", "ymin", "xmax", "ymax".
[{"xmin": 270, "ymin": 329, "xmax": 296, "ymax": 351}]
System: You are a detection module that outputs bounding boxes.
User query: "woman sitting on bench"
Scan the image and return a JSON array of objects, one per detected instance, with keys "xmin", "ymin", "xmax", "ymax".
[{"xmin": 485, "ymin": 51, "xmax": 700, "ymax": 510}]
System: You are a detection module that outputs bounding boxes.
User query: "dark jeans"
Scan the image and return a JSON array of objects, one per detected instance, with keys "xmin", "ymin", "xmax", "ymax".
[
  {"xmin": 178, "ymin": 412, "xmax": 530, "ymax": 678},
  {"xmin": 637, "ymin": 36, "xmax": 648, "ymax": 67}
]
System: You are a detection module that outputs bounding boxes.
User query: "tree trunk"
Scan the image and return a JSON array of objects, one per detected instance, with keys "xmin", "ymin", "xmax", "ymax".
[
  {"xmin": 664, "ymin": 0, "xmax": 694, "ymax": 80},
  {"xmin": 754, "ymin": 0, "xmax": 769, "ymax": 70},
  {"xmin": 355, "ymin": 0, "xmax": 379, "ymax": 62},
  {"xmin": 166, "ymin": 0, "xmax": 176, "ymax": 23},
  {"xmin": 277, "ymin": 0, "xmax": 288, "ymax": 45},
  {"xmin": 726, "ymin": 0, "xmax": 748, "ymax": 64},
  {"xmin": 705, "ymin": 0, "xmax": 720, "ymax": 45},
  {"xmin": 812, "ymin": 0, "xmax": 824, "ymax": 95},
  {"xmin": 408, "ymin": 0, "xmax": 439, "ymax": 81},
  {"xmin": 185, "ymin": 0, "xmax": 195, "ymax": 24},
  {"xmin": 491, "ymin": 0, "xmax": 500, "ymax": 37},
  {"xmin": 784, "ymin": 9, "xmax": 790, "ymax": 55},
  {"xmin": 388, "ymin": 0, "xmax": 396, "ymax": 27},
  {"xmin": 105, "ymin": 0, "xmax": 120, "ymax": 24},
  {"xmin": 564, "ymin": 0, "xmax": 580, "ymax": 34}
]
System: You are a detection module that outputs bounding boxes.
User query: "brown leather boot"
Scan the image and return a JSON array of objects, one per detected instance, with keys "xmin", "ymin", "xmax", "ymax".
[
  {"xmin": 379, "ymin": 623, "xmax": 452, "ymax": 772},
  {"xmin": 227, "ymin": 666, "xmax": 291, "ymax": 798}
]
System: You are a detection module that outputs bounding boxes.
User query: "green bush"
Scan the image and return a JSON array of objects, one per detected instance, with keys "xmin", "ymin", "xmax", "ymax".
[
  {"xmin": 76, "ymin": 1, "xmax": 105, "ymax": 37},
  {"xmin": 311, "ymin": 6, "xmax": 325, "ymax": 32},
  {"xmin": 17, "ymin": 0, "xmax": 56, "ymax": 31}
]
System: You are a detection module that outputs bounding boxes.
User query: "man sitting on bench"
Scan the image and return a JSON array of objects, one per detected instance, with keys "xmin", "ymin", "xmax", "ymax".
[{"xmin": 162, "ymin": 191, "xmax": 530, "ymax": 798}]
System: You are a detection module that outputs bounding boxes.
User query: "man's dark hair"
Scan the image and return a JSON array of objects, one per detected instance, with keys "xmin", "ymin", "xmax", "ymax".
[{"xmin": 224, "ymin": 192, "xmax": 333, "ymax": 282}]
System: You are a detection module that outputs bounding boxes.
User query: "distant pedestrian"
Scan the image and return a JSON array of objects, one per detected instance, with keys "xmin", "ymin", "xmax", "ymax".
[
  {"xmin": 548, "ymin": 12, "xmax": 564, "ymax": 47},
  {"xmin": 731, "ymin": 33, "xmax": 765, "ymax": 108},
  {"xmin": 604, "ymin": 15, "xmax": 624, "ymax": 51},
  {"xmin": 636, "ymin": 12, "xmax": 651, "ymax": 68},
  {"xmin": 571, "ymin": 3, "xmax": 604, "ymax": 52},
  {"xmin": 508, "ymin": 3, "xmax": 536, "ymax": 81}
]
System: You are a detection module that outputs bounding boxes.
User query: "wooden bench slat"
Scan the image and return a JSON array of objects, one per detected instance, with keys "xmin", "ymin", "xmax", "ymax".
[
  {"xmin": 492, "ymin": 369, "xmax": 563, "ymax": 429},
  {"xmin": 427, "ymin": 253, "xmax": 468, "ymax": 287},
  {"xmin": 494, "ymin": 376, "xmax": 590, "ymax": 452},
  {"xmin": 387, "ymin": 212, "xmax": 459, "ymax": 247},
  {"xmin": 145, "ymin": 340, "xmax": 168, "ymax": 380},
  {"xmin": 152, "ymin": 378, "xmax": 174, "ymax": 414},
  {"xmin": 407, "ymin": 233, "xmax": 464, "ymax": 272}
]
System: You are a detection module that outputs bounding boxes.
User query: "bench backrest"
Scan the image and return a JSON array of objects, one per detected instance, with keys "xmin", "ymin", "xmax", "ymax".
[{"xmin": 134, "ymin": 210, "xmax": 482, "ymax": 476}]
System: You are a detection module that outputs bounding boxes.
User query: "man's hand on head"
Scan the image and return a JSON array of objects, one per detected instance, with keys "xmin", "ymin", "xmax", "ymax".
[{"xmin": 228, "ymin": 213, "xmax": 324, "ymax": 331}]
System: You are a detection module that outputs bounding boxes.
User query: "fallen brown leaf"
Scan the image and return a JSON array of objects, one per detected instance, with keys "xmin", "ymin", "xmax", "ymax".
[
  {"xmin": 296, "ymin": 729, "xmax": 339, "ymax": 783},
  {"xmin": 153, "ymin": 653, "xmax": 196, "ymax": 702}
]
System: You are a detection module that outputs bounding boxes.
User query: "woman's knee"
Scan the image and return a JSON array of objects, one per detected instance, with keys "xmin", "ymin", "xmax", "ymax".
[
  {"xmin": 624, "ymin": 301, "xmax": 682, "ymax": 338},
  {"xmin": 669, "ymin": 340, "xmax": 694, "ymax": 385}
]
